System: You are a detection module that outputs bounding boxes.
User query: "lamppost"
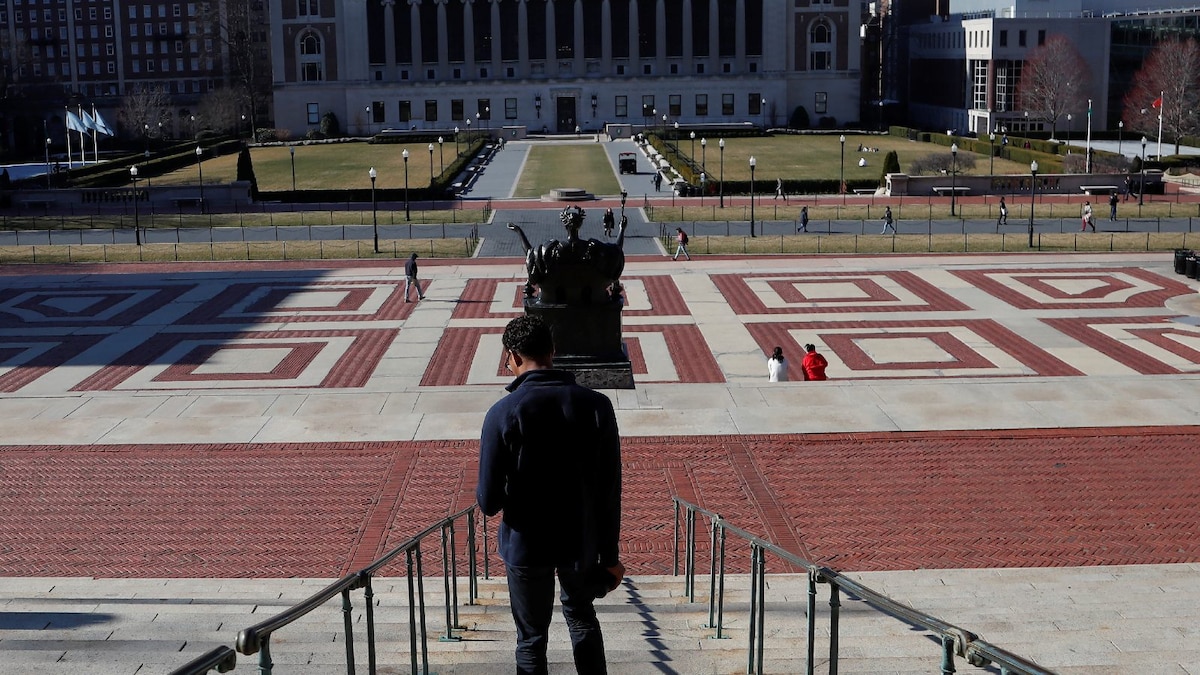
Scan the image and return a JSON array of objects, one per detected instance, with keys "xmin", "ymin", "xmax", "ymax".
[
  {"xmin": 130, "ymin": 165, "xmax": 142, "ymax": 246},
  {"xmin": 454, "ymin": 126, "xmax": 460, "ymax": 156},
  {"xmin": 289, "ymin": 146, "xmax": 296, "ymax": 193},
  {"xmin": 535, "ymin": 95, "xmax": 542, "ymax": 119},
  {"xmin": 761, "ymin": 98, "xmax": 767, "ymax": 130},
  {"xmin": 241, "ymin": 113, "xmax": 249, "ymax": 140},
  {"xmin": 591, "ymin": 95, "xmax": 597, "ymax": 118},
  {"xmin": 690, "ymin": 131, "xmax": 696, "ymax": 166},
  {"xmin": 365, "ymin": 106, "xmax": 372, "ymax": 136},
  {"xmin": 369, "ymin": 167, "xmax": 379, "ymax": 253},
  {"xmin": 1139, "ymin": 136, "xmax": 1147, "ymax": 207},
  {"xmin": 749, "ymin": 156, "xmax": 757, "ymax": 238},
  {"xmin": 950, "ymin": 142, "xmax": 958, "ymax": 216},
  {"xmin": 1028, "ymin": 160, "xmax": 1038, "ymax": 248},
  {"xmin": 189, "ymin": 114, "xmax": 196, "ymax": 139},
  {"xmin": 718, "ymin": 138, "xmax": 725, "ymax": 208},
  {"xmin": 700, "ymin": 137, "xmax": 707, "ymax": 174},
  {"xmin": 1118, "ymin": 120, "xmax": 1124, "ymax": 157},
  {"xmin": 1064, "ymin": 113, "xmax": 1071, "ymax": 145},
  {"xmin": 195, "ymin": 146, "xmax": 204, "ymax": 212},
  {"xmin": 402, "ymin": 148, "xmax": 411, "ymax": 221},
  {"xmin": 428, "ymin": 143, "xmax": 435, "ymax": 183},
  {"xmin": 700, "ymin": 172, "xmax": 706, "ymax": 205},
  {"xmin": 620, "ymin": 189, "xmax": 628, "ymax": 222},
  {"xmin": 466, "ymin": 118, "xmax": 472, "ymax": 144},
  {"xmin": 484, "ymin": 106, "xmax": 490, "ymax": 138},
  {"xmin": 143, "ymin": 123, "xmax": 150, "ymax": 155},
  {"xmin": 475, "ymin": 112, "xmax": 481, "ymax": 142},
  {"xmin": 839, "ymin": 134, "xmax": 846, "ymax": 196},
  {"xmin": 438, "ymin": 136, "xmax": 444, "ymax": 173},
  {"xmin": 44, "ymin": 137, "xmax": 51, "ymax": 189},
  {"xmin": 989, "ymin": 131, "xmax": 996, "ymax": 176}
]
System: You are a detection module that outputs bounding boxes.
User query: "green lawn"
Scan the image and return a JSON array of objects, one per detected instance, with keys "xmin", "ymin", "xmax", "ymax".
[{"xmin": 511, "ymin": 145, "xmax": 622, "ymax": 198}]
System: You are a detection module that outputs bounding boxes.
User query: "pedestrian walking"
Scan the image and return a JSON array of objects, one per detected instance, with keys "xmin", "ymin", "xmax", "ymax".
[
  {"xmin": 775, "ymin": 177, "xmax": 787, "ymax": 202},
  {"xmin": 477, "ymin": 316, "xmax": 625, "ymax": 675},
  {"xmin": 880, "ymin": 206, "xmax": 896, "ymax": 234},
  {"xmin": 404, "ymin": 252, "xmax": 426, "ymax": 302},
  {"xmin": 801, "ymin": 343, "xmax": 828, "ymax": 381},
  {"xmin": 767, "ymin": 346, "xmax": 789, "ymax": 382},
  {"xmin": 798, "ymin": 205, "xmax": 809, "ymax": 232},
  {"xmin": 1109, "ymin": 191, "xmax": 1119, "ymax": 221},
  {"xmin": 673, "ymin": 227, "xmax": 691, "ymax": 261},
  {"xmin": 998, "ymin": 197, "xmax": 1008, "ymax": 226},
  {"xmin": 1081, "ymin": 201, "xmax": 1095, "ymax": 232},
  {"xmin": 602, "ymin": 208, "xmax": 615, "ymax": 237}
]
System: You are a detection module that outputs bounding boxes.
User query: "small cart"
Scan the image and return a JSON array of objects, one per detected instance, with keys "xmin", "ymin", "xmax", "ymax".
[{"xmin": 618, "ymin": 152, "xmax": 638, "ymax": 174}]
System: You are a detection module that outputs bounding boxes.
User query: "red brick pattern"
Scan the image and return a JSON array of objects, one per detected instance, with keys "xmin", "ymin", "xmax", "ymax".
[
  {"xmin": 952, "ymin": 267, "xmax": 1193, "ymax": 310},
  {"xmin": 3, "ymin": 427, "xmax": 1198, "ymax": 578},
  {"xmin": 451, "ymin": 275, "xmax": 689, "ymax": 320},
  {"xmin": 712, "ymin": 271, "xmax": 970, "ymax": 315},
  {"xmin": 180, "ymin": 280, "xmax": 413, "ymax": 324},
  {"xmin": 0, "ymin": 335, "xmax": 107, "ymax": 392},
  {"xmin": 70, "ymin": 329, "xmax": 398, "ymax": 390},
  {"xmin": 1042, "ymin": 316, "xmax": 1196, "ymax": 375},
  {"xmin": 0, "ymin": 284, "xmax": 194, "ymax": 327}
]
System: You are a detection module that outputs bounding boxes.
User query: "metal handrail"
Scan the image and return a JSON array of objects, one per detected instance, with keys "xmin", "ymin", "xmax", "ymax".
[
  {"xmin": 672, "ymin": 497, "xmax": 1056, "ymax": 675},
  {"xmin": 167, "ymin": 646, "xmax": 237, "ymax": 675},
  {"xmin": 233, "ymin": 504, "xmax": 481, "ymax": 675}
]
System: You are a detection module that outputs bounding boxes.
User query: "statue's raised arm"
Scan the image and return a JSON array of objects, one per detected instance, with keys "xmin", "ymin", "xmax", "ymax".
[{"xmin": 507, "ymin": 222, "xmax": 533, "ymax": 252}]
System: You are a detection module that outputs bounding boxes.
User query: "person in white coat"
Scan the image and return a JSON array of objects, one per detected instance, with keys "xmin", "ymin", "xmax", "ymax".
[{"xmin": 767, "ymin": 346, "xmax": 789, "ymax": 382}]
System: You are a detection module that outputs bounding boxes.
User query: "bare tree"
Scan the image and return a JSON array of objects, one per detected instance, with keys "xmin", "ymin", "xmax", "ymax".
[
  {"xmin": 198, "ymin": 0, "xmax": 270, "ymax": 136},
  {"xmin": 118, "ymin": 85, "xmax": 172, "ymax": 141},
  {"xmin": 196, "ymin": 86, "xmax": 247, "ymax": 135},
  {"xmin": 1016, "ymin": 35, "xmax": 1092, "ymax": 140},
  {"xmin": 1122, "ymin": 38, "xmax": 1200, "ymax": 157}
]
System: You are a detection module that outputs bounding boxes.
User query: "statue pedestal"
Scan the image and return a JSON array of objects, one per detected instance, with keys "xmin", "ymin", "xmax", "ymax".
[{"xmin": 525, "ymin": 300, "xmax": 634, "ymax": 389}]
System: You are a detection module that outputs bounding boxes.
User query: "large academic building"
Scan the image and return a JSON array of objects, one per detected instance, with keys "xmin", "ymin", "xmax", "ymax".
[{"xmin": 268, "ymin": 0, "xmax": 864, "ymax": 138}]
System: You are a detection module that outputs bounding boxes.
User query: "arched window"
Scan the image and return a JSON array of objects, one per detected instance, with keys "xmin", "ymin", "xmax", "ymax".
[
  {"xmin": 297, "ymin": 30, "xmax": 324, "ymax": 81},
  {"xmin": 809, "ymin": 19, "xmax": 833, "ymax": 71}
]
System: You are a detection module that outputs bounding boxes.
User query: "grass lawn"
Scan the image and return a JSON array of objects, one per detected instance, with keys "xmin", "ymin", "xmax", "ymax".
[
  {"xmin": 646, "ymin": 200, "xmax": 1199, "ymax": 223},
  {"xmin": 151, "ymin": 142, "xmax": 453, "ymax": 191},
  {"xmin": 663, "ymin": 232, "xmax": 1198, "ymax": 256},
  {"xmin": 671, "ymin": 133, "xmax": 1038, "ymax": 183},
  {"xmin": 511, "ymin": 144, "xmax": 622, "ymax": 198}
]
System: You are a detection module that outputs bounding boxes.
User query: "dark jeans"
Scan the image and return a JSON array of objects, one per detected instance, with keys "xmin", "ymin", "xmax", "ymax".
[{"xmin": 506, "ymin": 564, "xmax": 607, "ymax": 675}]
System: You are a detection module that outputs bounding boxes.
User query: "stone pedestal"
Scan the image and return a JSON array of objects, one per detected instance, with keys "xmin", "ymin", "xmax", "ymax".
[{"xmin": 526, "ymin": 299, "xmax": 634, "ymax": 389}]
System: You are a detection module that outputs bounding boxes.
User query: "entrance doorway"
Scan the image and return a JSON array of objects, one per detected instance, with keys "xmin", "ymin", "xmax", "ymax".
[{"xmin": 556, "ymin": 97, "xmax": 576, "ymax": 134}]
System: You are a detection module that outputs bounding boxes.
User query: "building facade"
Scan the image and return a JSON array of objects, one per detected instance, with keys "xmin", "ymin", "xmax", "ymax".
[
  {"xmin": 902, "ymin": 0, "xmax": 1200, "ymax": 139},
  {"xmin": 269, "ymin": 0, "xmax": 864, "ymax": 138}
]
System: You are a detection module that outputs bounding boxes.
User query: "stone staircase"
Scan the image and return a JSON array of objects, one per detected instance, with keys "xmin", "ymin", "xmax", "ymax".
[{"xmin": 4, "ymin": 565, "xmax": 1200, "ymax": 673}]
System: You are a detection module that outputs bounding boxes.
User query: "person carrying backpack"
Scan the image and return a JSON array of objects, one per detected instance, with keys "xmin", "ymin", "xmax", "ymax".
[{"xmin": 673, "ymin": 227, "xmax": 691, "ymax": 261}]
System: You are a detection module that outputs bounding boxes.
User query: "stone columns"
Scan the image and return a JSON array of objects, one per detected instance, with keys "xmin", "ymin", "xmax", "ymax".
[
  {"xmin": 517, "ymin": 0, "xmax": 529, "ymax": 71},
  {"xmin": 490, "ymin": 0, "xmax": 502, "ymax": 70},
  {"xmin": 655, "ymin": 0, "xmax": 666, "ymax": 73},
  {"xmin": 601, "ymin": 0, "xmax": 612, "ymax": 72},
  {"xmin": 574, "ymin": 0, "xmax": 584, "ymax": 74},
  {"xmin": 463, "ymin": 0, "xmax": 475, "ymax": 76},
  {"xmin": 436, "ymin": 0, "xmax": 449, "ymax": 76}
]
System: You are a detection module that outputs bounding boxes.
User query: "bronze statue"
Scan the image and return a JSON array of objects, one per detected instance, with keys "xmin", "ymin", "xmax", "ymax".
[{"xmin": 507, "ymin": 206, "xmax": 627, "ymax": 304}]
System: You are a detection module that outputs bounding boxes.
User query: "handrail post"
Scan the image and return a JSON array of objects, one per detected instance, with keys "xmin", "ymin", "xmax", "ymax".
[
  {"xmin": 686, "ymin": 507, "xmax": 697, "ymax": 602},
  {"xmin": 828, "ymin": 583, "xmax": 842, "ymax": 675},
  {"xmin": 439, "ymin": 525, "xmax": 462, "ymax": 641},
  {"xmin": 941, "ymin": 634, "xmax": 957, "ymax": 674},
  {"xmin": 714, "ymin": 525, "xmax": 727, "ymax": 639},
  {"xmin": 339, "ymin": 588, "xmax": 356, "ymax": 675},
  {"xmin": 746, "ymin": 544, "xmax": 761, "ymax": 675},
  {"xmin": 449, "ymin": 521, "xmax": 462, "ymax": 626},
  {"xmin": 672, "ymin": 499, "xmax": 680, "ymax": 576},
  {"xmin": 258, "ymin": 636, "xmax": 273, "ymax": 675},
  {"xmin": 754, "ymin": 547, "xmax": 766, "ymax": 675},
  {"xmin": 406, "ymin": 550, "xmax": 419, "ymax": 675},
  {"xmin": 483, "ymin": 513, "xmax": 490, "ymax": 579},
  {"xmin": 415, "ymin": 543, "xmax": 431, "ymax": 675},
  {"xmin": 364, "ymin": 574, "xmax": 378, "ymax": 675},
  {"xmin": 706, "ymin": 516, "xmax": 718, "ymax": 628},
  {"xmin": 806, "ymin": 570, "xmax": 817, "ymax": 675},
  {"xmin": 467, "ymin": 510, "xmax": 478, "ymax": 604}
]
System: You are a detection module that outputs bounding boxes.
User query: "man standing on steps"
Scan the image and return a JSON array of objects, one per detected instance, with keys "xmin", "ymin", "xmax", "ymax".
[
  {"xmin": 477, "ymin": 316, "xmax": 625, "ymax": 675},
  {"xmin": 404, "ymin": 252, "xmax": 426, "ymax": 302}
]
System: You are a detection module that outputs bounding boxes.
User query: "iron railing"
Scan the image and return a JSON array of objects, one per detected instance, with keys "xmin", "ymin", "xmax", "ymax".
[
  {"xmin": 167, "ymin": 645, "xmax": 237, "ymax": 675},
  {"xmin": 673, "ymin": 497, "xmax": 1056, "ymax": 675},
  {"xmin": 227, "ymin": 504, "xmax": 482, "ymax": 675}
]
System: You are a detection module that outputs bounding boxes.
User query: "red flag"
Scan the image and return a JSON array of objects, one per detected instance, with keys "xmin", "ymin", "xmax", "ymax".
[{"xmin": 1152, "ymin": 96, "xmax": 1163, "ymax": 108}]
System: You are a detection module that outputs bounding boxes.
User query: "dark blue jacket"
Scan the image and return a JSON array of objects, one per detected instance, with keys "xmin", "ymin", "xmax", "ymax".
[{"xmin": 477, "ymin": 369, "xmax": 622, "ymax": 569}]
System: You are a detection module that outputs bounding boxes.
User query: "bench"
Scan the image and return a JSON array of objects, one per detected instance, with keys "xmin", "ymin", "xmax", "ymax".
[
  {"xmin": 931, "ymin": 186, "xmax": 970, "ymax": 196},
  {"xmin": 171, "ymin": 197, "xmax": 203, "ymax": 209},
  {"xmin": 1079, "ymin": 185, "xmax": 1119, "ymax": 195},
  {"xmin": 852, "ymin": 188, "xmax": 877, "ymax": 195}
]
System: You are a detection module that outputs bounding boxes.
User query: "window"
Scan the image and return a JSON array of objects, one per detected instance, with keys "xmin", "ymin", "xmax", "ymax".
[
  {"xmin": 128, "ymin": 6, "xmax": 135, "ymax": 18},
  {"xmin": 696, "ymin": 63, "xmax": 705, "ymax": 74},
  {"xmin": 1018, "ymin": 30, "xmax": 1026, "ymax": 47},
  {"xmin": 104, "ymin": 7, "xmax": 111, "ymax": 19},
  {"xmin": 721, "ymin": 94, "xmax": 734, "ymax": 116},
  {"xmin": 88, "ymin": 7, "xmax": 95, "ymax": 19},
  {"xmin": 174, "ymin": 5, "xmax": 181, "ymax": 17},
  {"xmin": 131, "ymin": 24, "xmax": 137, "ymax": 37},
  {"xmin": 299, "ymin": 31, "xmax": 325, "ymax": 81},
  {"xmin": 107, "ymin": 62, "xmax": 115, "ymax": 74},
  {"xmin": 105, "ymin": 26, "xmax": 112, "ymax": 37},
  {"xmin": 298, "ymin": 0, "xmax": 318, "ymax": 17},
  {"xmin": 505, "ymin": 97, "xmax": 517, "ymax": 119},
  {"xmin": 399, "ymin": 100, "xmax": 411, "ymax": 122},
  {"xmin": 614, "ymin": 95, "xmax": 627, "ymax": 118},
  {"xmin": 998, "ymin": 30, "xmax": 1007, "ymax": 47},
  {"xmin": 307, "ymin": 103, "xmax": 320, "ymax": 125},
  {"xmin": 809, "ymin": 19, "xmax": 832, "ymax": 71},
  {"xmin": 477, "ymin": 99, "xmax": 491, "ymax": 120},
  {"xmin": 749, "ymin": 95, "xmax": 762, "ymax": 115},
  {"xmin": 106, "ymin": 44, "xmax": 114, "ymax": 55},
  {"xmin": 641, "ymin": 95, "xmax": 654, "ymax": 119},
  {"xmin": 451, "ymin": 99, "xmax": 463, "ymax": 121},
  {"xmin": 425, "ymin": 100, "xmax": 438, "ymax": 122},
  {"xmin": 695, "ymin": 94, "xmax": 708, "ymax": 117},
  {"xmin": 146, "ymin": 59, "xmax": 154, "ymax": 72},
  {"xmin": 370, "ymin": 101, "xmax": 383, "ymax": 124},
  {"xmin": 669, "ymin": 95, "xmax": 681, "ymax": 118},
  {"xmin": 972, "ymin": 60, "xmax": 988, "ymax": 110},
  {"xmin": 1037, "ymin": 30, "xmax": 1045, "ymax": 46},
  {"xmin": 814, "ymin": 92, "xmax": 827, "ymax": 115}
]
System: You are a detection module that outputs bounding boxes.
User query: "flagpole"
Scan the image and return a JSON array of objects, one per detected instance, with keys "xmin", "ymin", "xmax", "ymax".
[
  {"xmin": 91, "ymin": 105, "xmax": 99, "ymax": 164},
  {"xmin": 1157, "ymin": 90, "xmax": 1164, "ymax": 159},
  {"xmin": 1085, "ymin": 98, "xmax": 1092, "ymax": 173},
  {"xmin": 65, "ymin": 107, "xmax": 73, "ymax": 169},
  {"xmin": 77, "ymin": 106, "xmax": 86, "ymax": 166}
]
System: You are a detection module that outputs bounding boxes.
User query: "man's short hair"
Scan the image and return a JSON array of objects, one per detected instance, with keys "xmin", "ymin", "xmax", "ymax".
[{"xmin": 503, "ymin": 315, "xmax": 554, "ymax": 359}]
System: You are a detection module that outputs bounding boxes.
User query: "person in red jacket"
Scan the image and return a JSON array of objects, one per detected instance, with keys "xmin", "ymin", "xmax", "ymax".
[{"xmin": 801, "ymin": 343, "xmax": 828, "ymax": 381}]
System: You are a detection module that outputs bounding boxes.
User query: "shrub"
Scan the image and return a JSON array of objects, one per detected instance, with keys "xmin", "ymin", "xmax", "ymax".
[
  {"xmin": 236, "ymin": 146, "xmax": 258, "ymax": 196},
  {"xmin": 789, "ymin": 106, "xmax": 811, "ymax": 129},
  {"xmin": 880, "ymin": 150, "xmax": 900, "ymax": 184},
  {"xmin": 320, "ymin": 112, "xmax": 340, "ymax": 137},
  {"xmin": 909, "ymin": 152, "xmax": 977, "ymax": 176}
]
